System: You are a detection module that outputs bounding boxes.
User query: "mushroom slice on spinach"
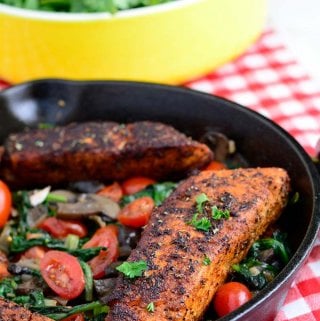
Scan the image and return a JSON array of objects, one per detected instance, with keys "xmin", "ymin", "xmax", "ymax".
[
  {"xmin": 27, "ymin": 205, "xmax": 49, "ymax": 228},
  {"xmin": 56, "ymin": 194, "xmax": 120, "ymax": 220},
  {"xmin": 200, "ymin": 131, "xmax": 233, "ymax": 162},
  {"xmin": 94, "ymin": 278, "xmax": 117, "ymax": 302}
]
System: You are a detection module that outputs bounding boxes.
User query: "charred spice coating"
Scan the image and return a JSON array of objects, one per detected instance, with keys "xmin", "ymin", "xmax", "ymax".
[
  {"xmin": 105, "ymin": 167, "xmax": 290, "ymax": 321},
  {"xmin": 0, "ymin": 121, "xmax": 213, "ymax": 188}
]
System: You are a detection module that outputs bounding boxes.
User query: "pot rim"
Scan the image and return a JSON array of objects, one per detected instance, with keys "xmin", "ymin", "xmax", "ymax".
[{"xmin": 0, "ymin": 0, "xmax": 199, "ymax": 21}]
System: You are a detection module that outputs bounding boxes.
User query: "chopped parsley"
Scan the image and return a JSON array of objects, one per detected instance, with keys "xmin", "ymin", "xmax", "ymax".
[
  {"xmin": 290, "ymin": 192, "xmax": 300, "ymax": 204},
  {"xmin": 203, "ymin": 256, "xmax": 211, "ymax": 266},
  {"xmin": 188, "ymin": 214, "xmax": 212, "ymax": 232},
  {"xmin": 146, "ymin": 302, "xmax": 155, "ymax": 313},
  {"xmin": 195, "ymin": 193, "xmax": 209, "ymax": 214},
  {"xmin": 116, "ymin": 260, "xmax": 147, "ymax": 279},
  {"xmin": 211, "ymin": 205, "xmax": 230, "ymax": 220}
]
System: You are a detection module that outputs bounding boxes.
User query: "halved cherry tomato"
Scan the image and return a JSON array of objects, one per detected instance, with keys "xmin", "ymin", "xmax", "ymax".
[
  {"xmin": 38, "ymin": 217, "xmax": 87, "ymax": 238},
  {"xmin": 40, "ymin": 250, "xmax": 85, "ymax": 300},
  {"xmin": 22, "ymin": 246, "xmax": 47, "ymax": 260},
  {"xmin": 121, "ymin": 177, "xmax": 156, "ymax": 195},
  {"xmin": 83, "ymin": 225, "xmax": 119, "ymax": 279},
  {"xmin": 61, "ymin": 313, "xmax": 85, "ymax": 321},
  {"xmin": 118, "ymin": 196, "xmax": 154, "ymax": 228},
  {"xmin": 0, "ymin": 180, "xmax": 11, "ymax": 228},
  {"xmin": 97, "ymin": 182, "xmax": 123, "ymax": 202},
  {"xmin": 213, "ymin": 282, "xmax": 252, "ymax": 317},
  {"xmin": 203, "ymin": 161, "xmax": 226, "ymax": 171}
]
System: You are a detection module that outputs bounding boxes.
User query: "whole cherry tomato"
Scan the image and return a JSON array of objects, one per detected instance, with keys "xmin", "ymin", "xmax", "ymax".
[
  {"xmin": 0, "ymin": 180, "xmax": 11, "ymax": 228},
  {"xmin": 213, "ymin": 282, "xmax": 252, "ymax": 317}
]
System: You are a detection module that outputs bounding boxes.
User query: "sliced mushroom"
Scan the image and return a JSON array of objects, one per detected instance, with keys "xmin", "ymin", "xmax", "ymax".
[
  {"xmin": 57, "ymin": 193, "xmax": 120, "ymax": 220},
  {"xmin": 94, "ymin": 278, "xmax": 117, "ymax": 302},
  {"xmin": 27, "ymin": 204, "xmax": 49, "ymax": 228},
  {"xmin": 200, "ymin": 131, "xmax": 232, "ymax": 162},
  {"xmin": 69, "ymin": 181, "xmax": 105, "ymax": 194}
]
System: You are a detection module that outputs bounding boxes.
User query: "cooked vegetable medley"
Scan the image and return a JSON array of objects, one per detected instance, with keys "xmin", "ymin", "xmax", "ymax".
[
  {"xmin": 0, "ymin": 171, "xmax": 291, "ymax": 320},
  {"xmin": 0, "ymin": 123, "xmax": 292, "ymax": 320},
  {"xmin": 0, "ymin": 179, "xmax": 177, "ymax": 320},
  {"xmin": 0, "ymin": 0, "xmax": 177, "ymax": 13}
]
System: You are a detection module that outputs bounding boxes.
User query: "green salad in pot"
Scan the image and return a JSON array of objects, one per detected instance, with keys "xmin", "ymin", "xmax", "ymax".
[{"xmin": 0, "ymin": 0, "xmax": 177, "ymax": 13}]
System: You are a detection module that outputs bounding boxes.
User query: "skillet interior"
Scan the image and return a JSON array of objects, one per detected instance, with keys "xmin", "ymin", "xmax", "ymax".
[{"xmin": 0, "ymin": 79, "xmax": 319, "ymax": 321}]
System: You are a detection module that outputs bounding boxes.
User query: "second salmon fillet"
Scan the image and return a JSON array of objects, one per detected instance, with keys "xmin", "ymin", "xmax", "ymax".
[{"xmin": 106, "ymin": 167, "xmax": 290, "ymax": 321}]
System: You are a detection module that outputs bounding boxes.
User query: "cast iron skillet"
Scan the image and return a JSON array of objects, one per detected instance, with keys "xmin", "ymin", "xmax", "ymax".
[{"xmin": 0, "ymin": 79, "xmax": 319, "ymax": 321}]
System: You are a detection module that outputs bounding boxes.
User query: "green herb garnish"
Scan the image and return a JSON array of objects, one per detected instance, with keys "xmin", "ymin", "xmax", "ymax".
[
  {"xmin": 188, "ymin": 213, "xmax": 212, "ymax": 232},
  {"xmin": 195, "ymin": 193, "xmax": 209, "ymax": 214},
  {"xmin": 146, "ymin": 302, "xmax": 155, "ymax": 313},
  {"xmin": 116, "ymin": 260, "xmax": 147, "ymax": 279},
  {"xmin": 203, "ymin": 255, "xmax": 211, "ymax": 266},
  {"xmin": 211, "ymin": 205, "xmax": 230, "ymax": 220}
]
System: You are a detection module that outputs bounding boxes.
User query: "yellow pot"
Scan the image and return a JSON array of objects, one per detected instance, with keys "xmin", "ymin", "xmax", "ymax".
[{"xmin": 0, "ymin": 0, "xmax": 266, "ymax": 84}]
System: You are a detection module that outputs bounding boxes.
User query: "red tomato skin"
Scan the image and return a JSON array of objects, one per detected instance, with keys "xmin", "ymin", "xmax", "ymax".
[
  {"xmin": 97, "ymin": 182, "xmax": 123, "ymax": 202},
  {"xmin": 61, "ymin": 313, "xmax": 85, "ymax": 321},
  {"xmin": 121, "ymin": 177, "xmax": 156, "ymax": 195},
  {"xmin": 0, "ymin": 180, "xmax": 12, "ymax": 228},
  {"xmin": 38, "ymin": 217, "xmax": 87, "ymax": 238},
  {"xmin": 213, "ymin": 282, "xmax": 252, "ymax": 317},
  {"xmin": 203, "ymin": 161, "xmax": 226, "ymax": 171},
  {"xmin": 118, "ymin": 196, "xmax": 154, "ymax": 228},
  {"xmin": 83, "ymin": 225, "xmax": 119, "ymax": 279},
  {"xmin": 40, "ymin": 250, "xmax": 85, "ymax": 300}
]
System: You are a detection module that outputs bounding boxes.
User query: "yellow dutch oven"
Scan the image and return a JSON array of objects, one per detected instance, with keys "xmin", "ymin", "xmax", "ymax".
[{"xmin": 0, "ymin": 0, "xmax": 266, "ymax": 84}]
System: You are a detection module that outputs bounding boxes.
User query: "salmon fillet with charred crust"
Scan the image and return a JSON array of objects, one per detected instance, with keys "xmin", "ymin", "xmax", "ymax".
[
  {"xmin": 0, "ymin": 298, "xmax": 52, "ymax": 321},
  {"xmin": 0, "ymin": 121, "xmax": 213, "ymax": 188},
  {"xmin": 105, "ymin": 167, "xmax": 290, "ymax": 321}
]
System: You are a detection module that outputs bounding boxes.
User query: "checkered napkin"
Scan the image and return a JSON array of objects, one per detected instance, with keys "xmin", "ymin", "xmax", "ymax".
[
  {"xmin": 1, "ymin": 29, "xmax": 320, "ymax": 321},
  {"xmin": 185, "ymin": 29, "xmax": 320, "ymax": 156},
  {"xmin": 185, "ymin": 29, "xmax": 320, "ymax": 321}
]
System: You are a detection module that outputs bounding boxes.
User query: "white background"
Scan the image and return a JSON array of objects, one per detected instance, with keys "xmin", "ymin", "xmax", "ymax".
[{"xmin": 268, "ymin": 0, "xmax": 320, "ymax": 85}]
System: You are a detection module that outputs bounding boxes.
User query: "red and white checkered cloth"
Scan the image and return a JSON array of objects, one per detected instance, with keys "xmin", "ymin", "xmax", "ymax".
[
  {"xmin": 185, "ymin": 29, "xmax": 320, "ymax": 321},
  {"xmin": 1, "ymin": 29, "xmax": 320, "ymax": 321}
]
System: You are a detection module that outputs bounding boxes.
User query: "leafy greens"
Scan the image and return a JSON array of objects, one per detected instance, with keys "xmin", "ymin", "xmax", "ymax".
[{"xmin": 0, "ymin": 0, "xmax": 177, "ymax": 13}]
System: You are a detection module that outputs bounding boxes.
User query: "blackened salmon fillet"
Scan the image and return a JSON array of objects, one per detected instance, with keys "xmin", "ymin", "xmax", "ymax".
[
  {"xmin": 0, "ymin": 298, "xmax": 52, "ymax": 321},
  {"xmin": 0, "ymin": 121, "xmax": 213, "ymax": 188},
  {"xmin": 105, "ymin": 167, "xmax": 290, "ymax": 321}
]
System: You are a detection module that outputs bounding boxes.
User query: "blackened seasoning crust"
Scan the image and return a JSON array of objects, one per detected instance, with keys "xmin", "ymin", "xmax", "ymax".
[
  {"xmin": 105, "ymin": 168, "xmax": 290, "ymax": 321},
  {"xmin": 0, "ymin": 298, "xmax": 52, "ymax": 321},
  {"xmin": 0, "ymin": 121, "xmax": 213, "ymax": 188}
]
